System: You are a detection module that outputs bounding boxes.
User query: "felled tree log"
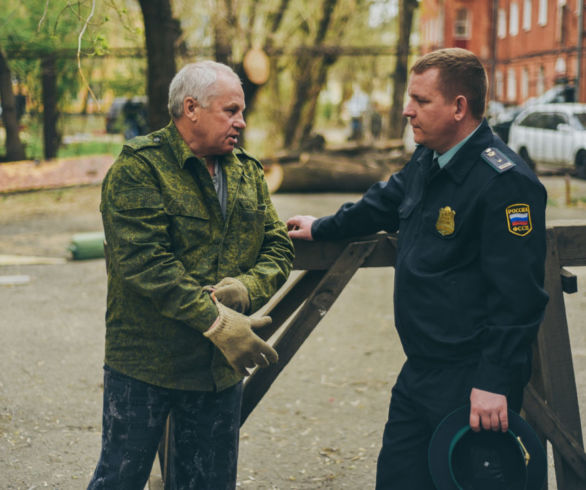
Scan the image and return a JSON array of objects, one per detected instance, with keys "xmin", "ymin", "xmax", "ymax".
[{"xmin": 264, "ymin": 143, "xmax": 405, "ymax": 193}]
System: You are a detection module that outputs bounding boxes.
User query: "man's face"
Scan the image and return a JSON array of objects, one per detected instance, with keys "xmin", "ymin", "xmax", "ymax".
[
  {"xmin": 194, "ymin": 74, "xmax": 246, "ymax": 156},
  {"xmin": 403, "ymin": 68, "xmax": 458, "ymax": 154}
]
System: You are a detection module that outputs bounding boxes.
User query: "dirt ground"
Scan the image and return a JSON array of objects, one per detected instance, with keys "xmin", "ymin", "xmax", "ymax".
[{"xmin": 1, "ymin": 176, "xmax": 585, "ymax": 489}]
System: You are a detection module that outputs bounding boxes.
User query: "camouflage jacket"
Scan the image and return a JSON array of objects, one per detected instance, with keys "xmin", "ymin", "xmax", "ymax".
[{"xmin": 100, "ymin": 122, "xmax": 294, "ymax": 391}]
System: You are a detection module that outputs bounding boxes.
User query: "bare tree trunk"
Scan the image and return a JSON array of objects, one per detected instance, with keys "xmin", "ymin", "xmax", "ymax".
[
  {"xmin": 388, "ymin": 0, "xmax": 418, "ymax": 139},
  {"xmin": 0, "ymin": 49, "xmax": 26, "ymax": 161},
  {"xmin": 41, "ymin": 54, "xmax": 60, "ymax": 160},
  {"xmin": 138, "ymin": 0, "xmax": 179, "ymax": 132},
  {"xmin": 283, "ymin": 0, "xmax": 339, "ymax": 149}
]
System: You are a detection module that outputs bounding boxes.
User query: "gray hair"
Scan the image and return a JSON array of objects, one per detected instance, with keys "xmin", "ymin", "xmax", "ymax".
[{"xmin": 168, "ymin": 61, "xmax": 241, "ymax": 119}]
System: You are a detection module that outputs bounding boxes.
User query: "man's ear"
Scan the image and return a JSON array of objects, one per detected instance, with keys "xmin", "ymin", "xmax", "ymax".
[
  {"xmin": 454, "ymin": 95, "xmax": 468, "ymax": 121},
  {"xmin": 184, "ymin": 97, "xmax": 199, "ymax": 122}
]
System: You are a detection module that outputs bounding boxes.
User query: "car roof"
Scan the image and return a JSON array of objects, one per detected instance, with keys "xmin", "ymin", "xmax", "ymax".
[{"xmin": 519, "ymin": 103, "xmax": 586, "ymax": 113}]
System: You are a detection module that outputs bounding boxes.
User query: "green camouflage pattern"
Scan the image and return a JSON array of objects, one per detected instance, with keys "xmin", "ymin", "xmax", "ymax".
[{"xmin": 100, "ymin": 122, "xmax": 294, "ymax": 391}]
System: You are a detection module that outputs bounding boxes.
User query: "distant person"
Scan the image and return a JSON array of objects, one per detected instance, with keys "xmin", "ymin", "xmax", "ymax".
[
  {"xmin": 122, "ymin": 98, "xmax": 148, "ymax": 140},
  {"xmin": 347, "ymin": 88, "xmax": 369, "ymax": 141},
  {"xmin": 88, "ymin": 60, "xmax": 294, "ymax": 489},
  {"xmin": 370, "ymin": 105, "xmax": 383, "ymax": 140},
  {"xmin": 287, "ymin": 48, "xmax": 548, "ymax": 489}
]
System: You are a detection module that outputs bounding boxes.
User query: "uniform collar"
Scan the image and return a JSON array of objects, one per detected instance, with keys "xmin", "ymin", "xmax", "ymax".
[
  {"xmin": 434, "ymin": 119, "xmax": 494, "ymax": 184},
  {"xmin": 434, "ymin": 123, "xmax": 481, "ymax": 168},
  {"xmin": 166, "ymin": 121, "xmax": 243, "ymax": 171}
]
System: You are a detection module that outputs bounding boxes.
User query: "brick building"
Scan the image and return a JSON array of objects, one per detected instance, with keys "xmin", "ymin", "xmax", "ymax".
[{"xmin": 419, "ymin": 0, "xmax": 585, "ymax": 105}]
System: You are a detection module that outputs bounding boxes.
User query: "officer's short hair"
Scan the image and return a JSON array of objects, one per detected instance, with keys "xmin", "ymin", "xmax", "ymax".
[
  {"xmin": 168, "ymin": 60, "xmax": 241, "ymax": 119},
  {"xmin": 411, "ymin": 48, "xmax": 487, "ymax": 121}
]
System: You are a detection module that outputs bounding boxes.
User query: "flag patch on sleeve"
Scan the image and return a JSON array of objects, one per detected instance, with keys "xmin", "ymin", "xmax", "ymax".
[{"xmin": 506, "ymin": 204, "xmax": 532, "ymax": 236}]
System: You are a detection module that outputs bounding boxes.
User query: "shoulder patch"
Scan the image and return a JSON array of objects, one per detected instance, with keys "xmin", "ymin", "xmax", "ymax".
[
  {"xmin": 506, "ymin": 203, "xmax": 532, "ymax": 236},
  {"xmin": 235, "ymin": 146, "xmax": 263, "ymax": 169},
  {"xmin": 123, "ymin": 134, "xmax": 164, "ymax": 152},
  {"xmin": 481, "ymin": 147, "xmax": 516, "ymax": 173}
]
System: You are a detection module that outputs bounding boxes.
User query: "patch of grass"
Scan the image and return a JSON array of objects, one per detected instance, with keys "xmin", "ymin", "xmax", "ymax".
[{"xmin": 59, "ymin": 140, "xmax": 122, "ymax": 158}]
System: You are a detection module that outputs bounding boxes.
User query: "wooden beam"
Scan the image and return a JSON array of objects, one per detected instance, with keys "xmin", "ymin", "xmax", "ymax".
[
  {"xmin": 532, "ymin": 228, "xmax": 585, "ymax": 488},
  {"xmin": 554, "ymin": 225, "xmax": 586, "ymax": 266},
  {"xmin": 292, "ymin": 233, "xmax": 397, "ymax": 270},
  {"xmin": 524, "ymin": 383, "xmax": 586, "ymax": 481},
  {"xmin": 241, "ymin": 239, "xmax": 378, "ymax": 424}
]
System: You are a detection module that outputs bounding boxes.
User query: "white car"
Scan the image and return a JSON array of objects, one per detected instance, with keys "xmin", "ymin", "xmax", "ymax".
[{"xmin": 507, "ymin": 103, "xmax": 586, "ymax": 178}]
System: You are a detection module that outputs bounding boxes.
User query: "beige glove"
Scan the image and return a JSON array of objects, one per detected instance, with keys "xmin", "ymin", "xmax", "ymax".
[
  {"xmin": 205, "ymin": 296, "xmax": 278, "ymax": 376},
  {"xmin": 204, "ymin": 277, "xmax": 250, "ymax": 313}
]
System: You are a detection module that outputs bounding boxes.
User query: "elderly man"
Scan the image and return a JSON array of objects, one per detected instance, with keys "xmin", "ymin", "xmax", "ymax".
[
  {"xmin": 287, "ymin": 48, "xmax": 548, "ymax": 489},
  {"xmin": 88, "ymin": 61, "xmax": 293, "ymax": 489}
]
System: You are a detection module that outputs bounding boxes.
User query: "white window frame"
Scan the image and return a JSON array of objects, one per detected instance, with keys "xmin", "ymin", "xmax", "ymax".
[
  {"xmin": 454, "ymin": 8, "xmax": 471, "ymax": 39},
  {"xmin": 507, "ymin": 68, "xmax": 517, "ymax": 102},
  {"xmin": 510, "ymin": 2, "xmax": 519, "ymax": 36},
  {"xmin": 496, "ymin": 70, "xmax": 504, "ymax": 100},
  {"xmin": 498, "ymin": 8, "xmax": 507, "ymax": 38},
  {"xmin": 521, "ymin": 67, "xmax": 530, "ymax": 100},
  {"xmin": 537, "ymin": 66, "xmax": 545, "ymax": 95},
  {"xmin": 538, "ymin": 0, "xmax": 548, "ymax": 26},
  {"xmin": 523, "ymin": 0, "xmax": 532, "ymax": 31}
]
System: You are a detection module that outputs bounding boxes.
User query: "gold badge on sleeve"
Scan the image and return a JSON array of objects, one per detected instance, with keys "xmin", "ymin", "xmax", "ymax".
[{"xmin": 436, "ymin": 206, "xmax": 456, "ymax": 236}]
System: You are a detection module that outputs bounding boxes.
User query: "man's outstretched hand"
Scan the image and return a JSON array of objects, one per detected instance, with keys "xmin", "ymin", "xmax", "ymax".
[{"xmin": 286, "ymin": 215, "xmax": 317, "ymax": 240}]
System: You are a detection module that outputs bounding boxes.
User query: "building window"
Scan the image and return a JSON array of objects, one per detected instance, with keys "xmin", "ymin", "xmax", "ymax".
[
  {"xmin": 523, "ymin": 0, "xmax": 532, "ymax": 31},
  {"xmin": 521, "ymin": 67, "xmax": 530, "ymax": 100},
  {"xmin": 510, "ymin": 2, "xmax": 519, "ymax": 36},
  {"xmin": 454, "ymin": 8, "xmax": 471, "ymax": 39},
  {"xmin": 498, "ymin": 8, "xmax": 507, "ymax": 38},
  {"xmin": 538, "ymin": 0, "xmax": 547, "ymax": 26},
  {"xmin": 507, "ymin": 68, "xmax": 517, "ymax": 102},
  {"xmin": 496, "ymin": 70, "xmax": 504, "ymax": 100},
  {"xmin": 537, "ymin": 66, "xmax": 545, "ymax": 95}
]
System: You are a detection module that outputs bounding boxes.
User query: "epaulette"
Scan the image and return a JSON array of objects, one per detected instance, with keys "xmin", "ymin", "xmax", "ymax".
[
  {"xmin": 123, "ymin": 133, "xmax": 164, "ymax": 152},
  {"xmin": 235, "ymin": 146, "xmax": 263, "ymax": 169},
  {"xmin": 481, "ymin": 147, "xmax": 516, "ymax": 173}
]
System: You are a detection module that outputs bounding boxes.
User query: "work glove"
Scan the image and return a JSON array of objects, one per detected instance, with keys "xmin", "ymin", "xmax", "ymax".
[
  {"xmin": 204, "ymin": 295, "xmax": 278, "ymax": 376},
  {"xmin": 204, "ymin": 277, "xmax": 250, "ymax": 313}
]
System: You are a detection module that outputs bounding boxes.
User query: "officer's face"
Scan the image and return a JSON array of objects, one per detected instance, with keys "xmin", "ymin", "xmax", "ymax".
[
  {"xmin": 194, "ymin": 74, "xmax": 246, "ymax": 156},
  {"xmin": 403, "ymin": 68, "xmax": 459, "ymax": 154}
]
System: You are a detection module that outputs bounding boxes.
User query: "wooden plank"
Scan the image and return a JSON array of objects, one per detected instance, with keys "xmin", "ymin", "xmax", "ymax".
[
  {"xmin": 561, "ymin": 267, "xmax": 578, "ymax": 294},
  {"xmin": 292, "ymin": 233, "xmax": 396, "ymax": 270},
  {"xmin": 533, "ymin": 228, "xmax": 585, "ymax": 489},
  {"xmin": 523, "ymin": 384, "xmax": 586, "ymax": 480},
  {"xmin": 256, "ymin": 270, "xmax": 326, "ymax": 341},
  {"xmin": 241, "ymin": 239, "xmax": 378, "ymax": 424},
  {"xmin": 554, "ymin": 226, "xmax": 586, "ymax": 266}
]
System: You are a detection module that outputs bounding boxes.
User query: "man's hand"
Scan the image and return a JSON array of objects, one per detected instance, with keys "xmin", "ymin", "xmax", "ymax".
[
  {"xmin": 204, "ymin": 296, "xmax": 278, "ymax": 376},
  {"xmin": 204, "ymin": 277, "xmax": 250, "ymax": 313},
  {"xmin": 469, "ymin": 387, "xmax": 508, "ymax": 432},
  {"xmin": 286, "ymin": 215, "xmax": 316, "ymax": 240}
]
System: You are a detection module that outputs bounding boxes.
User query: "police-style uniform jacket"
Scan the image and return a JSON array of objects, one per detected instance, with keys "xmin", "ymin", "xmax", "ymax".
[
  {"xmin": 312, "ymin": 120, "xmax": 548, "ymax": 396},
  {"xmin": 100, "ymin": 122, "xmax": 294, "ymax": 392}
]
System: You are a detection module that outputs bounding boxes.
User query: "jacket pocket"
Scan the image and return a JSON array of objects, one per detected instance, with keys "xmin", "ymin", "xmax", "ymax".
[{"xmin": 164, "ymin": 198, "xmax": 211, "ymax": 252}]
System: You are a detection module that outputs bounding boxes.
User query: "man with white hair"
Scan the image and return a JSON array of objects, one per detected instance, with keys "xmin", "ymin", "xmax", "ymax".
[{"xmin": 88, "ymin": 60, "xmax": 293, "ymax": 489}]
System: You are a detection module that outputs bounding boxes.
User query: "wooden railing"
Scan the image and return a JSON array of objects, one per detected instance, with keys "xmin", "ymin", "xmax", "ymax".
[{"xmin": 159, "ymin": 226, "xmax": 586, "ymax": 490}]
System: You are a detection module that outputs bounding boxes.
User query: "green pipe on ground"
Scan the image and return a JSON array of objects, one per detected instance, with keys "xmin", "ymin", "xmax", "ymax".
[{"xmin": 68, "ymin": 232, "xmax": 106, "ymax": 260}]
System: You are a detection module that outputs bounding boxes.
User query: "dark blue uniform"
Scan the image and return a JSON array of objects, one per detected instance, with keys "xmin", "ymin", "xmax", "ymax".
[{"xmin": 312, "ymin": 120, "xmax": 548, "ymax": 489}]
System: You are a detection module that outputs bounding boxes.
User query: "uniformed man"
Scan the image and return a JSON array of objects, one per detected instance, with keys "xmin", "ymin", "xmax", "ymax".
[
  {"xmin": 287, "ymin": 48, "xmax": 548, "ymax": 489},
  {"xmin": 88, "ymin": 61, "xmax": 294, "ymax": 489}
]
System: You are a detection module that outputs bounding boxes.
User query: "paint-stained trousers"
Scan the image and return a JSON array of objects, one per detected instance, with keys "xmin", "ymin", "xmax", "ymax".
[
  {"xmin": 375, "ymin": 359, "xmax": 528, "ymax": 490},
  {"xmin": 87, "ymin": 366, "xmax": 242, "ymax": 490}
]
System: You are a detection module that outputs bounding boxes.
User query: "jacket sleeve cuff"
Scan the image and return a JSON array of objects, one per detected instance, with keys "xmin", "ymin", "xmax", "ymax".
[{"xmin": 472, "ymin": 361, "xmax": 513, "ymax": 396}]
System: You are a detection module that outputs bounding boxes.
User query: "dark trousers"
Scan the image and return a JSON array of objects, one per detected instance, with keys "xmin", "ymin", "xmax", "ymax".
[
  {"xmin": 375, "ymin": 360, "xmax": 527, "ymax": 490},
  {"xmin": 87, "ymin": 366, "xmax": 243, "ymax": 490}
]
